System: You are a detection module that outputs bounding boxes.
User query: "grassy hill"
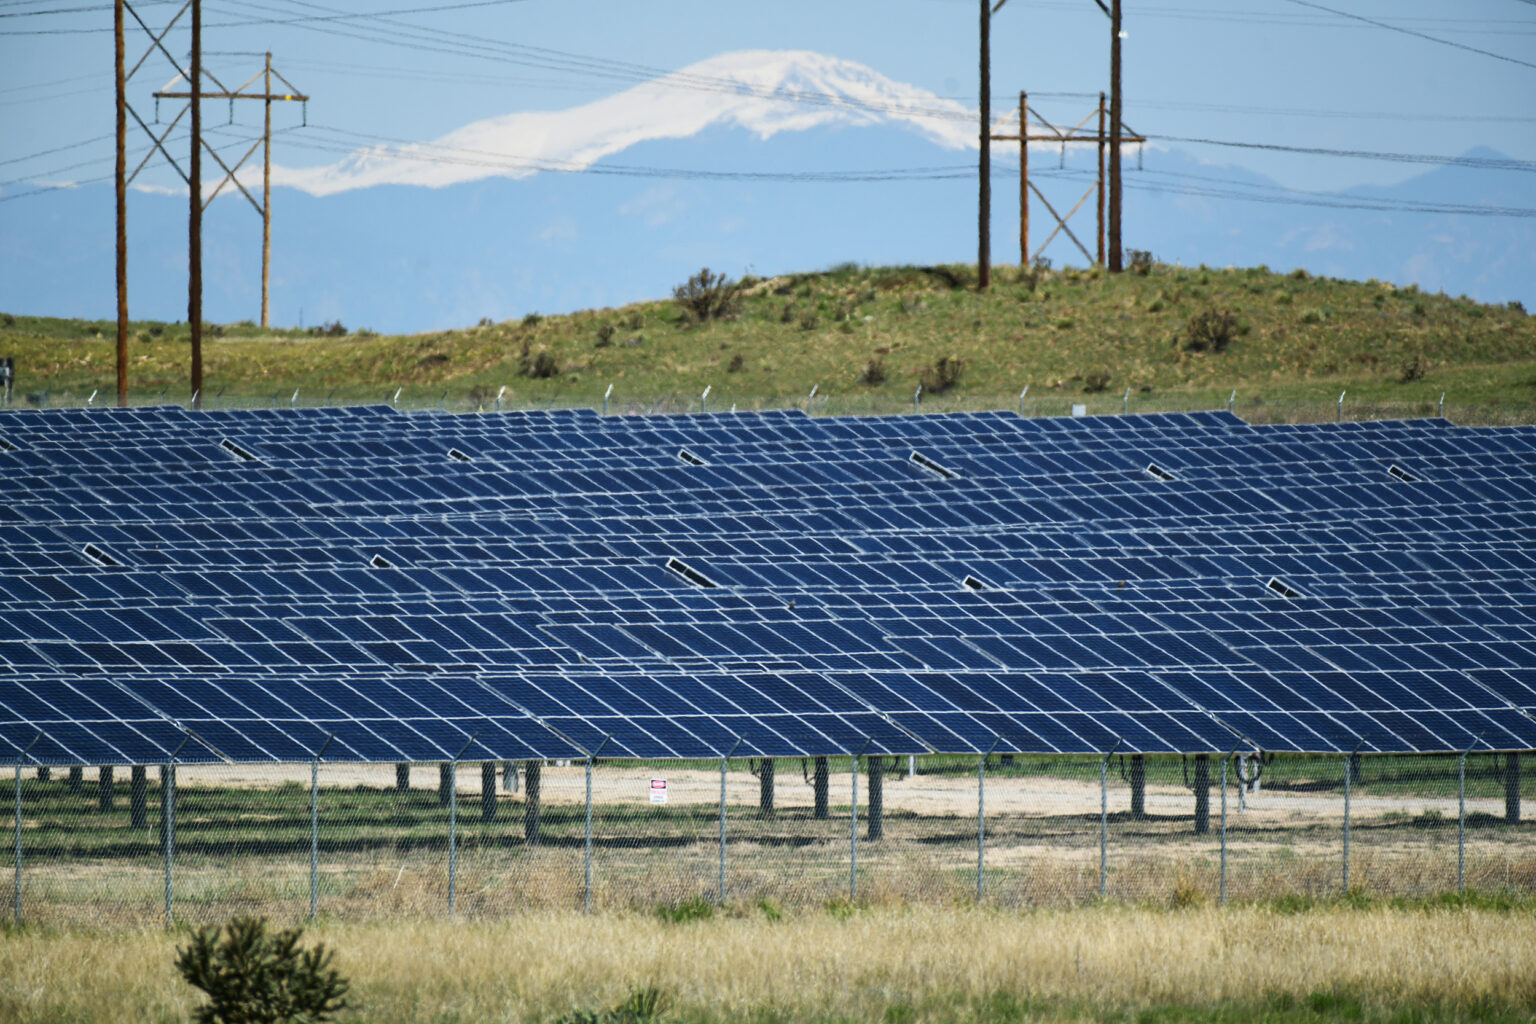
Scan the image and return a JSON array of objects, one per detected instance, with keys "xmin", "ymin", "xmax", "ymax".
[{"xmin": 3, "ymin": 261, "xmax": 1533, "ymax": 422}]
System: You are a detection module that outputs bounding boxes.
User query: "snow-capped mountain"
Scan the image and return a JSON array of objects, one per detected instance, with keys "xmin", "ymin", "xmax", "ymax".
[
  {"xmin": 275, "ymin": 50, "xmax": 977, "ymax": 196},
  {"xmin": 1, "ymin": 50, "xmax": 1531, "ymax": 333}
]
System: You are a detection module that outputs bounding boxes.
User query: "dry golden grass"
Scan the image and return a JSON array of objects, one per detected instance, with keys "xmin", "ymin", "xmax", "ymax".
[{"xmin": 4, "ymin": 904, "xmax": 1536, "ymax": 1023}]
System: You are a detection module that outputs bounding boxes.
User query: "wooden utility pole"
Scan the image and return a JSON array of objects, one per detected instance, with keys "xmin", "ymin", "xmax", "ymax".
[
  {"xmin": 262, "ymin": 52, "xmax": 273, "ymax": 327},
  {"xmin": 1108, "ymin": 0, "xmax": 1124, "ymax": 272},
  {"xmin": 995, "ymin": 94, "xmax": 1142, "ymax": 268},
  {"xmin": 156, "ymin": 60, "xmax": 308, "ymax": 330},
  {"xmin": 1096, "ymin": 91, "xmax": 1107, "ymax": 266},
  {"xmin": 114, "ymin": 0, "xmax": 193, "ymax": 405},
  {"xmin": 115, "ymin": 0, "xmax": 128, "ymax": 407},
  {"xmin": 188, "ymin": 0, "xmax": 202, "ymax": 408},
  {"xmin": 978, "ymin": 0, "xmax": 992, "ymax": 291},
  {"xmin": 1018, "ymin": 90, "xmax": 1028, "ymax": 268}
]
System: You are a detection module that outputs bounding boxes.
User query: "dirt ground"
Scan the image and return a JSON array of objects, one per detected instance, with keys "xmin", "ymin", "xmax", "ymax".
[{"xmin": 167, "ymin": 761, "xmax": 1511, "ymax": 824}]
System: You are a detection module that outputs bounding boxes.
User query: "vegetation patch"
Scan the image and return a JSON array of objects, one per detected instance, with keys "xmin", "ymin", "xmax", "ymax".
[{"xmin": 3, "ymin": 262, "xmax": 1534, "ymax": 421}]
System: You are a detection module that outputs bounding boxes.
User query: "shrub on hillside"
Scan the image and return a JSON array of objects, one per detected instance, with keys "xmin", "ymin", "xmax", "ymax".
[
  {"xmin": 1125, "ymin": 249, "xmax": 1154, "ymax": 276},
  {"xmin": 1181, "ymin": 307, "xmax": 1239, "ymax": 353},
  {"xmin": 920, "ymin": 355, "xmax": 964, "ymax": 394},
  {"xmin": 518, "ymin": 338, "xmax": 559, "ymax": 378},
  {"xmin": 673, "ymin": 267, "xmax": 743, "ymax": 324},
  {"xmin": 861, "ymin": 357, "xmax": 888, "ymax": 386}
]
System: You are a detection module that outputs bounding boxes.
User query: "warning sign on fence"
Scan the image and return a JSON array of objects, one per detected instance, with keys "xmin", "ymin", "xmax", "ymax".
[{"xmin": 649, "ymin": 778, "xmax": 668, "ymax": 804}]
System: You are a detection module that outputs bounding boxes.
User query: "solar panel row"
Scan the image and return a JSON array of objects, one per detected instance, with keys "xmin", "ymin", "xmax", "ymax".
[{"xmin": 1, "ymin": 405, "xmax": 1533, "ymax": 764}]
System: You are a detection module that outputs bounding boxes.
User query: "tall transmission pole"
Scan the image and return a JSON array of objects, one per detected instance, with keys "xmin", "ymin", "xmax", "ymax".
[
  {"xmin": 262, "ymin": 53, "xmax": 273, "ymax": 327},
  {"xmin": 978, "ymin": 0, "xmax": 1010, "ymax": 292},
  {"xmin": 1108, "ymin": 0, "xmax": 1124, "ymax": 272},
  {"xmin": 115, "ymin": 0, "xmax": 127, "ymax": 407},
  {"xmin": 156, "ymin": 59, "xmax": 309, "ymax": 329},
  {"xmin": 979, "ymin": 0, "xmax": 992, "ymax": 291},
  {"xmin": 188, "ymin": 0, "xmax": 202, "ymax": 407},
  {"xmin": 993, "ymin": 93, "xmax": 1142, "ymax": 268}
]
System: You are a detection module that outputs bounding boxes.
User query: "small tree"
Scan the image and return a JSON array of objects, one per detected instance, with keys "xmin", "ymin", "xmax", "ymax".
[
  {"xmin": 175, "ymin": 916, "xmax": 349, "ymax": 1024},
  {"xmin": 673, "ymin": 268, "xmax": 743, "ymax": 324}
]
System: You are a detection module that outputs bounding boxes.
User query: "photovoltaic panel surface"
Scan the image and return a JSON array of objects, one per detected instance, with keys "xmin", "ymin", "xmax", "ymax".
[{"xmin": 1, "ymin": 404, "xmax": 1533, "ymax": 763}]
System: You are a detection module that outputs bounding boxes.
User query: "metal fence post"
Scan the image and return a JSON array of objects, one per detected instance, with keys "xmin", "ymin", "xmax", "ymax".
[
  {"xmin": 310, "ymin": 734, "xmax": 334, "ymax": 921},
  {"xmin": 585, "ymin": 736, "xmax": 611, "ymax": 914},
  {"xmin": 1458, "ymin": 736, "xmax": 1480, "ymax": 893},
  {"xmin": 12, "ymin": 734, "xmax": 39, "ymax": 928},
  {"xmin": 1343, "ymin": 744, "xmax": 1361, "ymax": 892},
  {"xmin": 1220, "ymin": 744, "xmax": 1238, "ymax": 904},
  {"xmin": 719, "ymin": 738, "xmax": 742, "ymax": 904},
  {"xmin": 311, "ymin": 758, "xmax": 320, "ymax": 920},
  {"xmin": 163, "ymin": 761, "xmax": 174, "ymax": 922},
  {"xmin": 1100, "ymin": 739, "xmax": 1121, "ymax": 898},
  {"xmin": 978, "ymin": 737, "xmax": 1000, "ymax": 902},
  {"xmin": 448, "ymin": 761, "xmax": 458, "ymax": 916},
  {"xmin": 11, "ymin": 761, "xmax": 19, "ymax": 929},
  {"xmin": 163, "ymin": 734, "xmax": 190, "ymax": 924},
  {"xmin": 448, "ymin": 735, "xmax": 476, "ymax": 919},
  {"xmin": 851, "ymin": 738, "xmax": 872, "ymax": 902}
]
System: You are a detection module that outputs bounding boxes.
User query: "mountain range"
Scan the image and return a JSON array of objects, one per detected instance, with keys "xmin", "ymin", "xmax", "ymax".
[{"xmin": 2, "ymin": 50, "xmax": 1530, "ymax": 333}]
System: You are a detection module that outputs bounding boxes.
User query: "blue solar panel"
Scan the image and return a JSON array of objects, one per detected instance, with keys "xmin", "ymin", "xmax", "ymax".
[{"xmin": 2, "ymin": 404, "xmax": 1534, "ymax": 761}]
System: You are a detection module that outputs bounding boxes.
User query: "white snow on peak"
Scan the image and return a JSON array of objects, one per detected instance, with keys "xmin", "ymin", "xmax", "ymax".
[{"xmin": 272, "ymin": 50, "xmax": 977, "ymax": 196}]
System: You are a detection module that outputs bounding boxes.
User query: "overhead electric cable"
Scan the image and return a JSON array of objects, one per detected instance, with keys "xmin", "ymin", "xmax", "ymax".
[
  {"xmin": 1285, "ymin": 0, "xmax": 1536, "ymax": 71},
  {"xmin": 1147, "ymin": 134, "xmax": 1536, "ymax": 172}
]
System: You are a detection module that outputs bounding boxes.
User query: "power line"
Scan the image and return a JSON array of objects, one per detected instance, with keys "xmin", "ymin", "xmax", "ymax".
[
  {"xmin": 0, "ymin": 133, "xmax": 114, "ymax": 167},
  {"xmin": 1285, "ymin": 0, "xmax": 1536, "ymax": 71},
  {"xmin": 1117, "ymin": 166, "xmax": 1536, "ymax": 218},
  {"xmin": 286, "ymin": 123, "xmax": 975, "ymax": 182},
  {"xmin": 1147, "ymin": 134, "xmax": 1536, "ymax": 172},
  {"xmin": 0, "ymin": 0, "xmax": 526, "ymax": 31}
]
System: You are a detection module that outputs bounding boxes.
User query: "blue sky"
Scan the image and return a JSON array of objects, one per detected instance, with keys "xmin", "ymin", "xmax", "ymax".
[{"xmin": 3, "ymin": 0, "xmax": 1533, "ymax": 197}]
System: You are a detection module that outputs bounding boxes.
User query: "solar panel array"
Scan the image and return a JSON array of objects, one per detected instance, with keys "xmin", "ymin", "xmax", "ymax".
[{"xmin": 2, "ymin": 404, "xmax": 1534, "ymax": 766}]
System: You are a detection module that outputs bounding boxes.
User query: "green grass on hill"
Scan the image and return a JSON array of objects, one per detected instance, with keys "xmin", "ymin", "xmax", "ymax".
[{"xmin": 3, "ymin": 261, "xmax": 1533, "ymax": 421}]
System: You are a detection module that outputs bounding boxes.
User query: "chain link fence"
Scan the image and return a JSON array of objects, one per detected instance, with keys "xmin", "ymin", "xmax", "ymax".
[
  {"xmin": 6, "ymin": 387, "xmax": 1536, "ymax": 427},
  {"xmin": 6, "ymin": 752, "xmax": 1533, "ymax": 928}
]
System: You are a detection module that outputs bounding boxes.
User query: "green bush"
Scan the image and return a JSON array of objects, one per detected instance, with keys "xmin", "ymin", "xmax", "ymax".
[
  {"xmin": 555, "ymin": 987, "xmax": 667, "ymax": 1024},
  {"xmin": 1182, "ymin": 307, "xmax": 1239, "ymax": 352},
  {"xmin": 673, "ymin": 267, "xmax": 743, "ymax": 324},
  {"xmin": 174, "ymin": 916, "xmax": 349, "ymax": 1024},
  {"xmin": 655, "ymin": 896, "xmax": 714, "ymax": 924},
  {"xmin": 920, "ymin": 355, "xmax": 964, "ymax": 394}
]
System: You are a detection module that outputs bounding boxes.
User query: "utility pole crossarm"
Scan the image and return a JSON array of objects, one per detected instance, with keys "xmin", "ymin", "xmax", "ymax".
[{"xmin": 152, "ymin": 90, "xmax": 309, "ymax": 101}]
